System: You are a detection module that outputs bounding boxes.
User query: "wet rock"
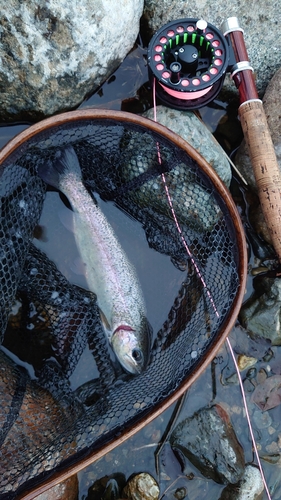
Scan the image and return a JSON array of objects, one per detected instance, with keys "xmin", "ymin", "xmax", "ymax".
[
  {"xmin": 170, "ymin": 404, "xmax": 245, "ymax": 484},
  {"xmin": 0, "ymin": 0, "xmax": 143, "ymax": 121},
  {"xmin": 143, "ymin": 0, "xmax": 280, "ymax": 97},
  {"xmin": 220, "ymin": 365, "xmax": 239, "ymax": 386},
  {"xmin": 86, "ymin": 473, "xmax": 126, "ymax": 500},
  {"xmin": 122, "ymin": 472, "xmax": 160, "ymax": 500},
  {"xmin": 174, "ymin": 487, "xmax": 187, "ymax": 499},
  {"xmin": 143, "ymin": 106, "xmax": 232, "ymax": 187},
  {"xmin": 120, "ymin": 125, "xmax": 224, "ymax": 234},
  {"xmin": 219, "ymin": 464, "xmax": 264, "ymax": 500},
  {"xmin": 251, "ymin": 373, "xmax": 281, "ymax": 413},
  {"xmin": 229, "ymin": 325, "xmax": 271, "ymax": 362},
  {"xmin": 239, "ymin": 277, "xmax": 281, "ymax": 345},
  {"xmin": 34, "ymin": 475, "xmax": 78, "ymax": 500},
  {"xmin": 256, "ymin": 368, "xmax": 268, "ymax": 385},
  {"xmin": 237, "ymin": 354, "xmax": 257, "ymax": 372}
]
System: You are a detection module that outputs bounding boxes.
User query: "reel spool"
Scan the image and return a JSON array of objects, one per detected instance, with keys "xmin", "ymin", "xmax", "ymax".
[{"xmin": 147, "ymin": 18, "xmax": 232, "ymax": 109}]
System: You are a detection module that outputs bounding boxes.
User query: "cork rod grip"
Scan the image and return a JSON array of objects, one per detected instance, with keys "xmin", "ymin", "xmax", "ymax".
[{"xmin": 239, "ymin": 100, "xmax": 281, "ymax": 260}]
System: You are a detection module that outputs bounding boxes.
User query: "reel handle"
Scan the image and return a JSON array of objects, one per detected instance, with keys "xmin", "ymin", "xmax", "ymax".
[{"xmin": 223, "ymin": 17, "xmax": 281, "ymax": 262}]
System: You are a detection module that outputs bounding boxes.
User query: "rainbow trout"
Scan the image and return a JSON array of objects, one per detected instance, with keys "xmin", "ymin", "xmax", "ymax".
[{"xmin": 38, "ymin": 146, "xmax": 152, "ymax": 374}]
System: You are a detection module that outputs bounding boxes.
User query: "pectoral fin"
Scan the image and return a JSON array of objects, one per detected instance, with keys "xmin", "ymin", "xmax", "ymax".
[
  {"xmin": 99, "ymin": 309, "xmax": 112, "ymax": 340},
  {"xmin": 58, "ymin": 207, "xmax": 74, "ymax": 232},
  {"xmin": 70, "ymin": 256, "xmax": 87, "ymax": 276}
]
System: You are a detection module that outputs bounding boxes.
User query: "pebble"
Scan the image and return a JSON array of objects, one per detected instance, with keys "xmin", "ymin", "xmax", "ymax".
[
  {"xmin": 237, "ymin": 354, "xmax": 258, "ymax": 371},
  {"xmin": 252, "ymin": 409, "xmax": 272, "ymax": 430},
  {"xmin": 256, "ymin": 368, "xmax": 268, "ymax": 384},
  {"xmin": 122, "ymin": 472, "xmax": 160, "ymax": 500},
  {"xmin": 268, "ymin": 426, "xmax": 276, "ymax": 435},
  {"xmin": 266, "ymin": 442, "xmax": 279, "ymax": 454}
]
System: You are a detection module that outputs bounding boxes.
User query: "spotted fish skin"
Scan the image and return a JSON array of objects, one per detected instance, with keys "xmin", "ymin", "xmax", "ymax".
[{"xmin": 38, "ymin": 146, "xmax": 152, "ymax": 374}]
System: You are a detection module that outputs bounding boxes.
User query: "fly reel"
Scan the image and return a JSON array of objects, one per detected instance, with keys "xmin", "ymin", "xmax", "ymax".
[{"xmin": 147, "ymin": 18, "xmax": 234, "ymax": 110}]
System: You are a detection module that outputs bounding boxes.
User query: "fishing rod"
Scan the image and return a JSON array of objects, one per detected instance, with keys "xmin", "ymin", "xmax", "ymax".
[
  {"xmin": 147, "ymin": 16, "xmax": 281, "ymax": 262},
  {"xmin": 222, "ymin": 17, "xmax": 281, "ymax": 263}
]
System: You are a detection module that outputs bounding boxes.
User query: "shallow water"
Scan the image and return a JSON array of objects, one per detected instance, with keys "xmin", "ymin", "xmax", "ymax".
[{"xmin": 0, "ymin": 123, "xmax": 30, "ymax": 148}]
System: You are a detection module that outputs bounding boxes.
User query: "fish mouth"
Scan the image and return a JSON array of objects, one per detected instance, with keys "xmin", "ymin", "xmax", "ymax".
[
  {"xmin": 114, "ymin": 324, "xmax": 135, "ymax": 333},
  {"xmin": 111, "ymin": 325, "xmax": 145, "ymax": 375}
]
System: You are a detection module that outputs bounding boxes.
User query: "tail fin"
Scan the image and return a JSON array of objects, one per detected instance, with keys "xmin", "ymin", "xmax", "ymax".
[{"xmin": 37, "ymin": 146, "xmax": 81, "ymax": 189}]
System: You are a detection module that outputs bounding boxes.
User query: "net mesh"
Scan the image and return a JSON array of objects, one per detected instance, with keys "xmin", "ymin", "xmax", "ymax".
[{"xmin": 0, "ymin": 116, "xmax": 241, "ymax": 498}]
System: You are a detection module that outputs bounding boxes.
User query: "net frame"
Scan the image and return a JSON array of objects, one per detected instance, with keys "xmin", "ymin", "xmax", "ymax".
[{"xmin": 0, "ymin": 109, "xmax": 247, "ymax": 499}]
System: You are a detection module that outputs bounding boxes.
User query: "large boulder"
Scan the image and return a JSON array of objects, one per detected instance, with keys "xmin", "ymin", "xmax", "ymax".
[{"xmin": 0, "ymin": 0, "xmax": 144, "ymax": 121}]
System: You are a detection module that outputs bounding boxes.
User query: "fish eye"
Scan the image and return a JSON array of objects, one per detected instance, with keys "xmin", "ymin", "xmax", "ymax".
[{"xmin": 132, "ymin": 348, "xmax": 143, "ymax": 364}]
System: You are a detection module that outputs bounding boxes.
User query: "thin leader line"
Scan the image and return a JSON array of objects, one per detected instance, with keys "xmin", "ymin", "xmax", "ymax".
[
  {"xmin": 152, "ymin": 76, "xmax": 271, "ymax": 499},
  {"xmin": 226, "ymin": 337, "xmax": 272, "ymax": 499},
  {"xmin": 152, "ymin": 77, "xmax": 219, "ymax": 318}
]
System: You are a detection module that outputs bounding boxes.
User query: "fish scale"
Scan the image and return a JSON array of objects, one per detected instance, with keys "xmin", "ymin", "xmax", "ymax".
[{"xmin": 66, "ymin": 177, "xmax": 144, "ymax": 331}]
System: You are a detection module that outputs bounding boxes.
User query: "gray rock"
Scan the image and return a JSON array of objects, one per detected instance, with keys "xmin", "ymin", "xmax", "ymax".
[
  {"xmin": 252, "ymin": 408, "xmax": 272, "ymax": 430},
  {"xmin": 0, "ymin": 0, "xmax": 143, "ymax": 121},
  {"xmin": 219, "ymin": 464, "xmax": 264, "ymax": 500},
  {"xmin": 120, "ymin": 123, "xmax": 224, "ymax": 233},
  {"xmin": 143, "ymin": 106, "xmax": 232, "ymax": 187},
  {"xmin": 240, "ymin": 277, "xmax": 281, "ymax": 345},
  {"xmin": 143, "ymin": 0, "xmax": 280, "ymax": 97},
  {"xmin": 170, "ymin": 404, "xmax": 245, "ymax": 484}
]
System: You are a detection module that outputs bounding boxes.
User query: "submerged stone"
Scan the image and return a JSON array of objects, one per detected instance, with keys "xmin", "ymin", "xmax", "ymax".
[
  {"xmin": 240, "ymin": 277, "xmax": 281, "ymax": 345},
  {"xmin": 219, "ymin": 464, "xmax": 264, "ymax": 500},
  {"xmin": 143, "ymin": 106, "xmax": 232, "ymax": 187},
  {"xmin": 237, "ymin": 354, "xmax": 258, "ymax": 372},
  {"xmin": 122, "ymin": 472, "xmax": 160, "ymax": 500},
  {"xmin": 170, "ymin": 404, "xmax": 245, "ymax": 484},
  {"xmin": 86, "ymin": 473, "xmax": 126, "ymax": 500}
]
